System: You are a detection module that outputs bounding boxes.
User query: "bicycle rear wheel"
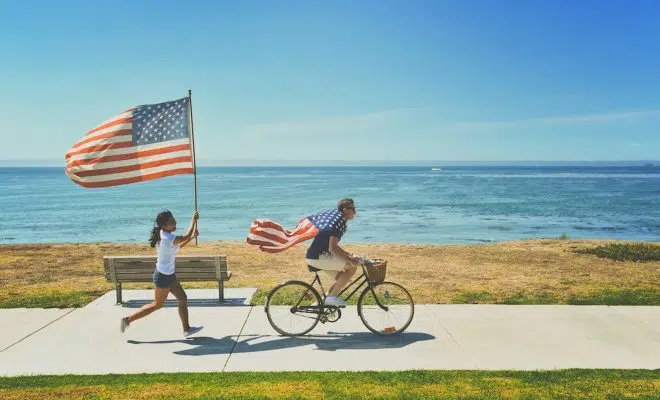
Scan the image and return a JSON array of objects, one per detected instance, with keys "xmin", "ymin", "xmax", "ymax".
[
  {"xmin": 265, "ymin": 280, "xmax": 322, "ymax": 336},
  {"xmin": 357, "ymin": 281, "xmax": 414, "ymax": 336}
]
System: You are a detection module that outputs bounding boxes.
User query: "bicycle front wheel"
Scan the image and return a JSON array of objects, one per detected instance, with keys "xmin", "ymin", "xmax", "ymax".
[
  {"xmin": 265, "ymin": 280, "xmax": 322, "ymax": 336},
  {"xmin": 357, "ymin": 281, "xmax": 414, "ymax": 336}
]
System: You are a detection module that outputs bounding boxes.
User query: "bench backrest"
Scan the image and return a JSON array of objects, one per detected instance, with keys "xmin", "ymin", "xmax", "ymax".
[{"xmin": 104, "ymin": 255, "xmax": 228, "ymax": 283}]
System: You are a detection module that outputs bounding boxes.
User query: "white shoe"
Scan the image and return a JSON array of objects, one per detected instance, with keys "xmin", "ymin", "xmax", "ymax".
[
  {"xmin": 324, "ymin": 296, "xmax": 347, "ymax": 306},
  {"xmin": 120, "ymin": 317, "xmax": 129, "ymax": 333},
  {"xmin": 184, "ymin": 326, "xmax": 203, "ymax": 337}
]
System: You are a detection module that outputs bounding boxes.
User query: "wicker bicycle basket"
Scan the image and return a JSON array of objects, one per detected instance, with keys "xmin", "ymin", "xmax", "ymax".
[{"xmin": 364, "ymin": 259, "xmax": 387, "ymax": 283}]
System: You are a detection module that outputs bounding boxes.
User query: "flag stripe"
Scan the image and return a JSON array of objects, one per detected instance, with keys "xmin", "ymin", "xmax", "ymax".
[
  {"xmin": 250, "ymin": 219, "xmax": 292, "ymax": 234},
  {"xmin": 66, "ymin": 149, "xmax": 192, "ymax": 172},
  {"xmin": 84, "ymin": 111, "xmax": 132, "ymax": 136},
  {"xmin": 84, "ymin": 116, "xmax": 132, "ymax": 136},
  {"xmin": 73, "ymin": 156, "xmax": 193, "ymax": 177},
  {"xmin": 67, "ymin": 161, "xmax": 193, "ymax": 183},
  {"xmin": 250, "ymin": 229, "xmax": 319, "ymax": 253},
  {"xmin": 73, "ymin": 125, "xmax": 133, "ymax": 149},
  {"xmin": 66, "ymin": 167, "xmax": 194, "ymax": 188},
  {"xmin": 66, "ymin": 139, "xmax": 190, "ymax": 164},
  {"xmin": 65, "ymin": 143, "xmax": 191, "ymax": 167},
  {"xmin": 87, "ymin": 116, "xmax": 132, "ymax": 136},
  {"xmin": 68, "ymin": 133, "xmax": 133, "ymax": 155},
  {"xmin": 249, "ymin": 219, "xmax": 314, "ymax": 239},
  {"xmin": 246, "ymin": 228, "xmax": 317, "ymax": 248},
  {"xmin": 248, "ymin": 223, "xmax": 316, "ymax": 244},
  {"xmin": 246, "ymin": 218, "xmax": 319, "ymax": 253},
  {"xmin": 248, "ymin": 229, "xmax": 289, "ymax": 244},
  {"xmin": 65, "ymin": 139, "xmax": 134, "ymax": 157}
]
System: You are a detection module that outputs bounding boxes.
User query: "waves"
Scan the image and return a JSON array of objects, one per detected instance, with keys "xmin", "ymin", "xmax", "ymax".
[{"xmin": 0, "ymin": 166, "xmax": 658, "ymax": 244}]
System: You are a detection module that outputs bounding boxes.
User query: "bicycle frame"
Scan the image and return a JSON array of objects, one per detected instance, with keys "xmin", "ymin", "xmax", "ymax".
[
  {"xmin": 305, "ymin": 263, "xmax": 389, "ymax": 311},
  {"xmin": 266, "ymin": 261, "xmax": 413, "ymax": 336}
]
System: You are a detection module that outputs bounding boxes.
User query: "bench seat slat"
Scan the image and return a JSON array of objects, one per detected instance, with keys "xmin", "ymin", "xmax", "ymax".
[
  {"xmin": 115, "ymin": 274, "xmax": 221, "ymax": 281},
  {"xmin": 108, "ymin": 273, "xmax": 231, "ymax": 280},
  {"xmin": 105, "ymin": 255, "xmax": 225, "ymax": 262},
  {"xmin": 114, "ymin": 273, "xmax": 157, "ymax": 281},
  {"xmin": 113, "ymin": 262, "xmax": 226, "ymax": 269},
  {"xmin": 115, "ymin": 265, "xmax": 222, "ymax": 275}
]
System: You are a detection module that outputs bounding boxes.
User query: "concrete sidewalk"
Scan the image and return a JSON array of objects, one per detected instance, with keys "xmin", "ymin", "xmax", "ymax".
[{"xmin": 0, "ymin": 289, "xmax": 658, "ymax": 376}]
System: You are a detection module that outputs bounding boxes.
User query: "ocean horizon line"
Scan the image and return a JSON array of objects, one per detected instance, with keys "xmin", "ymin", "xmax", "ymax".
[{"xmin": 1, "ymin": 159, "xmax": 658, "ymax": 168}]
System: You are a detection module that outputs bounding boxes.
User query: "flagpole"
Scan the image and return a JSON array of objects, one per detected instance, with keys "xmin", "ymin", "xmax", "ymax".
[{"xmin": 188, "ymin": 89, "xmax": 198, "ymax": 246}]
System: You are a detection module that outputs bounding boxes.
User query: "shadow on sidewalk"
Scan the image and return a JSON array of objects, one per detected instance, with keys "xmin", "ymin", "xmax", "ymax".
[{"xmin": 127, "ymin": 331, "xmax": 435, "ymax": 356}]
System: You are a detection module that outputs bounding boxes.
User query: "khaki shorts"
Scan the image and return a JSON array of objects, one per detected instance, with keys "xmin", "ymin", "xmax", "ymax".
[{"xmin": 306, "ymin": 252, "xmax": 347, "ymax": 274}]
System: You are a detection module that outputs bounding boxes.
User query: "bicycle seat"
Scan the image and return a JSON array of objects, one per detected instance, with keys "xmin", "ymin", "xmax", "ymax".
[{"xmin": 307, "ymin": 265, "xmax": 321, "ymax": 272}]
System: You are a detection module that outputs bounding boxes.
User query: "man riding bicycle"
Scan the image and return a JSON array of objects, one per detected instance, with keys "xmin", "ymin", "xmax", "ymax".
[
  {"xmin": 251, "ymin": 198, "xmax": 415, "ymax": 336},
  {"xmin": 304, "ymin": 198, "xmax": 359, "ymax": 306}
]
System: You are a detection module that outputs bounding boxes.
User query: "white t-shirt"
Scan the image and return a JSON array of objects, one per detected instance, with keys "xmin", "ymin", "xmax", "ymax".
[{"xmin": 156, "ymin": 229, "xmax": 180, "ymax": 275}]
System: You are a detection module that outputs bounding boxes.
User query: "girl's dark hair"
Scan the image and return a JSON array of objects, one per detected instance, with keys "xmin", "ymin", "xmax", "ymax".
[{"xmin": 149, "ymin": 210, "xmax": 174, "ymax": 247}]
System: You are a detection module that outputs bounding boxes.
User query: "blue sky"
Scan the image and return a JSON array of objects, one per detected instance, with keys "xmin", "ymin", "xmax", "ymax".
[{"xmin": 1, "ymin": 0, "xmax": 659, "ymax": 164}]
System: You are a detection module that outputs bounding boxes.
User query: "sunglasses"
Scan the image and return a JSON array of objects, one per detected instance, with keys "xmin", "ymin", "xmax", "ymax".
[{"xmin": 345, "ymin": 206, "xmax": 356, "ymax": 211}]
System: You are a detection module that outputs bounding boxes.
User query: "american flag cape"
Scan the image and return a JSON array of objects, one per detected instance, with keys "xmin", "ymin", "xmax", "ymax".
[
  {"xmin": 65, "ymin": 97, "xmax": 193, "ymax": 188},
  {"xmin": 247, "ymin": 218, "xmax": 320, "ymax": 253},
  {"xmin": 247, "ymin": 209, "xmax": 347, "ymax": 253}
]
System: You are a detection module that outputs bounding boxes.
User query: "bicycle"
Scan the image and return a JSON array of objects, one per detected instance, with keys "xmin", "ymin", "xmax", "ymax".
[{"xmin": 264, "ymin": 257, "xmax": 415, "ymax": 336}]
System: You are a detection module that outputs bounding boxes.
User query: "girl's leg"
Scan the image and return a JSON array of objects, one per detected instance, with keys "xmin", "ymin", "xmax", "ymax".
[
  {"xmin": 168, "ymin": 280, "xmax": 190, "ymax": 331},
  {"xmin": 126, "ymin": 287, "xmax": 169, "ymax": 324}
]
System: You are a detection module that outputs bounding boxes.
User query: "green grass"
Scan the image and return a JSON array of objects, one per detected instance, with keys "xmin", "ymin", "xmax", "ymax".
[
  {"xmin": 567, "ymin": 288, "xmax": 660, "ymax": 306},
  {"xmin": 451, "ymin": 291, "xmax": 496, "ymax": 304},
  {"xmin": 575, "ymin": 243, "xmax": 660, "ymax": 262},
  {"xmin": 450, "ymin": 288, "xmax": 660, "ymax": 306},
  {"xmin": 558, "ymin": 233, "xmax": 570, "ymax": 240},
  {"xmin": 3, "ymin": 287, "xmax": 658, "ymax": 309},
  {"xmin": 0, "ymin": 370, "xmax": 658, "ymax": 399},
  {"xmin": 0, "ymin": 290, "xmax": 102, "ymax": 308},
  {"xmin": 451, "ymin": 290, "xmax": 560, "ymax": 305},
  {"xmin": 250, "ymin": 289, "xmax": 268, "ymax": 306},
  {"xmin": 499, "ymin": 291, "xmax": 559, "ymax": 305}
]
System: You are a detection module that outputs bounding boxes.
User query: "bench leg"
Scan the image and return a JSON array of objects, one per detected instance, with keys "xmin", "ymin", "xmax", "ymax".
[
  {"xmin": 218, "ymin": 280, "xmax": 224, "ymax": 303},
  {"xmin": 115, "ymin": 283, "xmax": 123, "ymax": 305}
]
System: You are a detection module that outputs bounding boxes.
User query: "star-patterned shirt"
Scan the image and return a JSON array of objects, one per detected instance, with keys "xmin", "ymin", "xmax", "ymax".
[{"xmin": 305, "ymin": 209, "xmax": 348, "ymax": 259}]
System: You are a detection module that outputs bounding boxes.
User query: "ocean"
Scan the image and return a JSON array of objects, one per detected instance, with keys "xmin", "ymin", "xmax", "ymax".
[{"xmin": 1, "ymin": 165, "xmax": 658, "ymax": 244}]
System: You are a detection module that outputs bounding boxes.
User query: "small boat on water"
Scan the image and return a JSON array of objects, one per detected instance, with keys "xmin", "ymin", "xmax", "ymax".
[{"xmin": 431, "ymin": 168, "xmax": 442, "ymax": 171}]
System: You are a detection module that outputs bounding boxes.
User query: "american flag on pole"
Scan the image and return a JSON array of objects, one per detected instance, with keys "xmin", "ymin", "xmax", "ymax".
[
  {"xmin": 247, "ymin": 209, "xmax": 347, "ymax": 253},
  {"xmin": 65, "ymin": 97, "xmax": 194, "ymax": 188}
]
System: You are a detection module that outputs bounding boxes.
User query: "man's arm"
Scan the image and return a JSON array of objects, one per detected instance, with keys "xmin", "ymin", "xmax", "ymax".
[{"xmin": 328, "ymin": 236, "xmax": 358, "ymax": 265}]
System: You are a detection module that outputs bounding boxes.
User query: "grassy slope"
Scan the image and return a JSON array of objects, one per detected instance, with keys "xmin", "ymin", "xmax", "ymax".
[{"xmin": 0, "ymin": 240, "xmax": 658, "ymax": 307}]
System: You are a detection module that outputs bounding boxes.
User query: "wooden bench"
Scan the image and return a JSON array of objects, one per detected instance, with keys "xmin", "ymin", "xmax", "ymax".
[{"xmin": 103, "ymin": 255, "xmax": 231, "ymax": 304}]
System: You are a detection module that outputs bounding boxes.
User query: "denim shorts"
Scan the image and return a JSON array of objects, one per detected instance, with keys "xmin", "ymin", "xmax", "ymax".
[{"xmin": 153, "ymin": 270, "xmax": 177, "ymax": 288}]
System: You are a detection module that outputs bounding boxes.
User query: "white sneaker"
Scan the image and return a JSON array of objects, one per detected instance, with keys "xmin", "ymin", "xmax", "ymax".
[
  {"xmin": 324, "ymin": 296, "xmax": 347, "ymax": 306},
  {"xmin": 184, "ymin": 326, "xmax": 203, "ymax": 337},
  {"xmin": 120, "ymin": 317, "xmax": 129, "ymax": 333}
]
